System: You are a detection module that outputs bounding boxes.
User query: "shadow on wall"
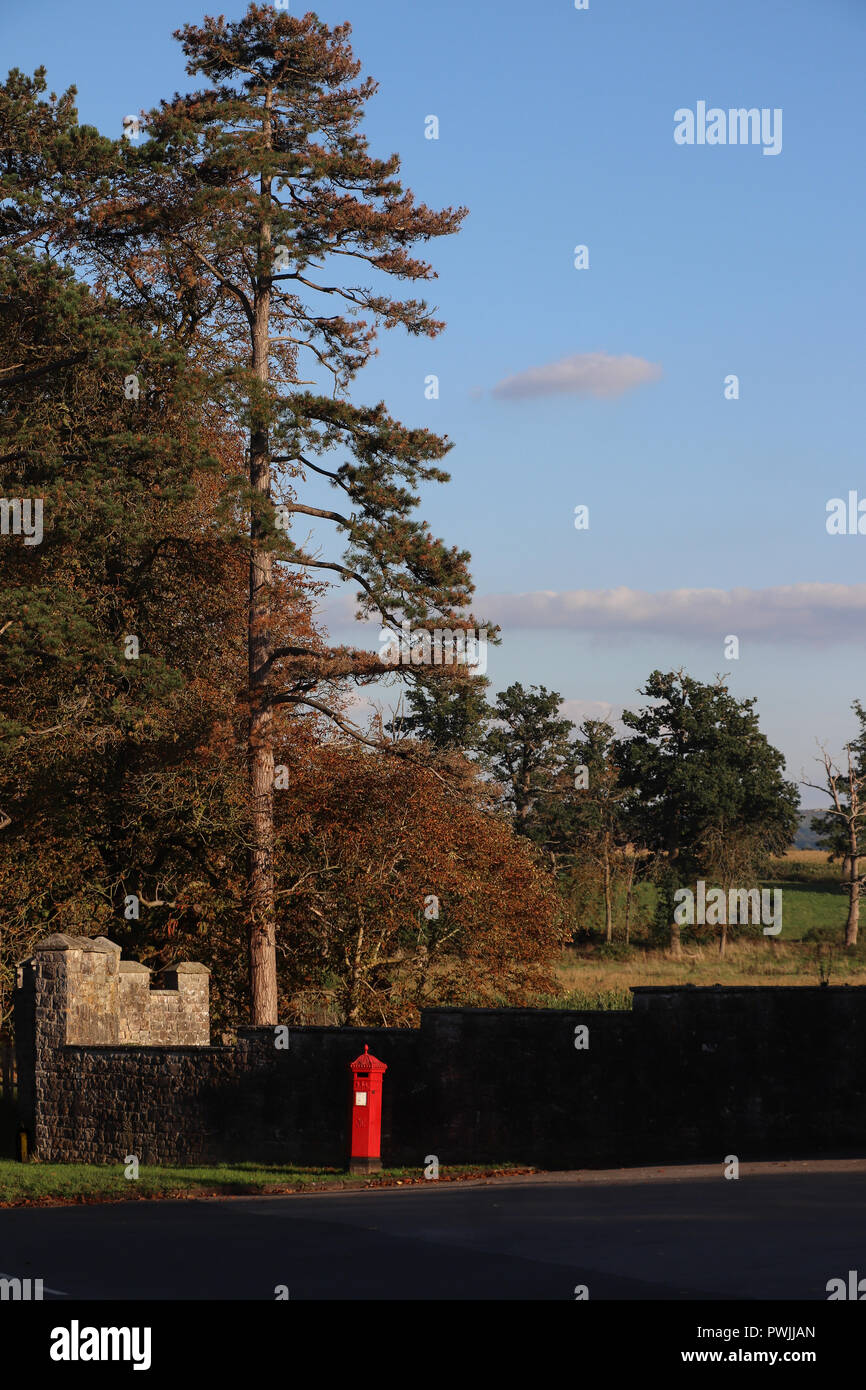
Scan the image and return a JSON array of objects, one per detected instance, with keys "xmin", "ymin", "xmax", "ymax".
[
  {"xmin": 13, "ymin": 935, "xmax": 866, "ymax": 1170},
  {"xmin": 0, "ymin": 1099, "xmax": 16, "ymax": 1159}
]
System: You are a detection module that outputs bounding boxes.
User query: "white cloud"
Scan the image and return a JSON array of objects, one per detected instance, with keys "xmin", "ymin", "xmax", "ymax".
[
  {"xmin": 478, "ymin": 584, "xmax": 866, "ymax": 643},
  {"xmin": 491, "ymin": 351, "xmax": 663, "ymax": 401},
  {"xmin": 314, "ymin": 589, "xmax": 368, "ymax": 630},
  {"xmin": 559, "ymin": 698, "xmax": 623, "ymax": 729}
]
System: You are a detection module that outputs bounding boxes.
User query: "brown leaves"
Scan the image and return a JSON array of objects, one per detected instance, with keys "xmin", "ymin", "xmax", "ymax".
[{"xmin": 274, "ymin": 742, "xmax": 565, "ymax": 1026}]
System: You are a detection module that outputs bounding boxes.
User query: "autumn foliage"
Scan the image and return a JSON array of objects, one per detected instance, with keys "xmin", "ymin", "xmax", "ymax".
[{"xmin": 275, "ymin": 743, "xmax": 565, "ymax": 1025}]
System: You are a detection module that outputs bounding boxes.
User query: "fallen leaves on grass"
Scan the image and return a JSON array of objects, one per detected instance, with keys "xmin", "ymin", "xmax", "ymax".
[{"xmin": 0, "ymin": 1166, "xmax": 539, "ymax": 1209}]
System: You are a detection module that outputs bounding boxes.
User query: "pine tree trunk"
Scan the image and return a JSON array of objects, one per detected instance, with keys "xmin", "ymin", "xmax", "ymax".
[{"xmin": 248, "ymin": 91, "xmax": 278, "ymax": 1025}]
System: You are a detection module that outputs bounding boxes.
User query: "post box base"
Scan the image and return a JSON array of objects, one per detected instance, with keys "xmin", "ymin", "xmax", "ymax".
[{"xmin": 349, "ymin": 1156, "xmax": 383, "ymax": 1175}]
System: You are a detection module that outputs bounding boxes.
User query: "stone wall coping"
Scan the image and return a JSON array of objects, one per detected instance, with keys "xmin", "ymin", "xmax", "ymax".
[
  {"xmin": 28, "ymin": 938, "xmax": 210, "ymax": 981},
  {"xmin": 33, "ymin": 934, "xmax": 121, "ymax": 954}
]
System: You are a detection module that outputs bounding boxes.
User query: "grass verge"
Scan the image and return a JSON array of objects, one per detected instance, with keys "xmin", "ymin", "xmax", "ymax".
[{"xmin": 0, "ymin": 1160, "xmax": 535, "ymax": 1207}]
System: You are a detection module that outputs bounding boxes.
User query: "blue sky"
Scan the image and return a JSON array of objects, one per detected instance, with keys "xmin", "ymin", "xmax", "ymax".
[{"xmin": 4, "ymin": 0, "xmax": 865, "ymax": 797}]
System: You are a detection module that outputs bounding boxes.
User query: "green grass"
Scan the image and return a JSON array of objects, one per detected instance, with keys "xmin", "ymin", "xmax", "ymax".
[
  {"xmin": 566, "ymin": 858, "xmax": 851, "ymax": 945},
  {"xmin": 0, "ymin": 1159, "xmax": 534, "ymax": 1206},
  {"xmin": 551, "ymin": 855, "xmax": 863, "ymax": 994},
  {"xmin": 759, "ymin": 879, "xmax": 850, "ymax": 939}
]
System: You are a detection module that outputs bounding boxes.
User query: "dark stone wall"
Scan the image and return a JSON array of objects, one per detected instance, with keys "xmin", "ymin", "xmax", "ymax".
[
  {"xmin": 418, "ymin": 1007, "xmax": 634, "ymax": 1168},
  {"xmin": 15, "ymin": 973, "xmax": 866, "ymax": 1169},
  {"xmin": 629, "ymin": 985, "xmax": 866, "ymax": 1161},
  {"xmin": 33, "ymin": 1026, "xmax": 426, "ymax": 1166}
]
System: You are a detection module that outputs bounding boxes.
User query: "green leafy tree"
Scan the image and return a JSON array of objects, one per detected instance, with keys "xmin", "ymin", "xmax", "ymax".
[
  {"xmin": 615, "ymin": 670, "xmax": 799, "ymax": 956},
  {"xmin": 386, "ymin": 671, "xmax": 491, "ymax": 752},
  {"xmin": 531, "ymin": 720, "xmax": 638, "ymax": 943},
  {"xmin": 695, "ymin": 819, "xmax": 770, "ymax": 956},
  {"xmin": 484, "ymin": 683, "xmax": 575, "ymax": 833},
  {"xmin": 568, "ymin": 721, "xmax": 634, "ymax": 944}
]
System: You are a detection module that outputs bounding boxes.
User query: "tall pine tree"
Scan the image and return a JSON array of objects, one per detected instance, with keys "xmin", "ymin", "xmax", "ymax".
[{"xmin": 1, "ymin": 9, "xmax": 482, "ymax": 1020}]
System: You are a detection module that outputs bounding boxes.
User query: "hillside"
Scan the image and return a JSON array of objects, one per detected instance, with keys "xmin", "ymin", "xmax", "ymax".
[{"xmin": 793, "ymin": 809, "xmax": 828, "ymax": 851}]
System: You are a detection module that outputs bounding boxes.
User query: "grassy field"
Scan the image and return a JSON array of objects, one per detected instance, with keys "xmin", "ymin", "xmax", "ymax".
[
  {"xmin": 549, "ymin": 853, "xmax": 861, "ymax": 1002},
  {"xmin": 561, "ymin": 852, "xmax": 851, "ymax": 945},
  {"xmin": 553, "ymin": 939, "xmax": 866, "ymax": 1003},
  {"xmin": 760, "ymin": 850, "xmax": 851, "ymax": 938},
  {"xmin": 0, "ymin": 1159, "xmax": 534, "ymax": 1206}
]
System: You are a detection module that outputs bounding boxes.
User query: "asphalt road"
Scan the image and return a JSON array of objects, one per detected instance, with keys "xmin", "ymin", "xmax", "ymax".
[{"xmin": 2, "ymin": 1159, "xmax": 865, "ymax": 1300}]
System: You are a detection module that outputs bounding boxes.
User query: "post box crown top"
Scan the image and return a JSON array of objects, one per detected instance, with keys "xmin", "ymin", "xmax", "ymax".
[{"xmin": 350, "ymin": 1043, "xmax": 387, "ymax": 1073}]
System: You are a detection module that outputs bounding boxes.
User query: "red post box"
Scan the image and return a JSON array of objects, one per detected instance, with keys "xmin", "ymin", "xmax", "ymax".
[{"xmin": 349, "ymin": 1044, "xmax": 387, "ymax": 1174}]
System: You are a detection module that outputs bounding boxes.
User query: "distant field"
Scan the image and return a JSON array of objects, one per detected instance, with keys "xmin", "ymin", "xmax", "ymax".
[
  {"xmin": 566, "ymin": 855, "xmax": 849, "ymax": 942},
  {"xmin": 553, "ymin": 938, "xmax": 866, "ymax": 1001},
  {"xmin": 779, "ymin": 847, "xmax": 833, "ymax": 864},
  {"xmin": 759, "ymin": 882, "xmax": 848, "ymax": 939},
  {"xmin": 552, "ymin": 854, "xmax": 859, "ymax": 998},
  {"xmin": 760, "ymin": 852, "xmax": 847, "ymax": 939},
  {"xmin": 755, "ymin": 854, "xmax": 844, "ymax": 938}
]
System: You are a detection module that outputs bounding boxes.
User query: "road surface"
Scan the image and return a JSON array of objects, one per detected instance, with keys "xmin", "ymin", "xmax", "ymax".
[{"xmin": 2, "ymin": 1159, "xmax": 864, "ymax": 1300}]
